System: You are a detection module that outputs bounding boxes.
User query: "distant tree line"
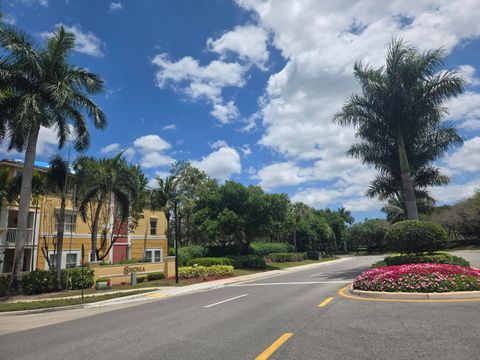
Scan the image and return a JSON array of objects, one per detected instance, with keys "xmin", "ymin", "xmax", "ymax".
[{"xmin": 151, "ymin": 161, "xmax": 354, "ymax": 255}]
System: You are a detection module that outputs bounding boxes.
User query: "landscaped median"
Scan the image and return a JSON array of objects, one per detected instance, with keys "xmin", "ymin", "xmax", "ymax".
[
  {"xmin": 348, "ymin": 263, "xmax": 480, "ymax": 300},
  {"xmin": 342, "ymin": 220, "xmax": 480, "ymax": 301}
]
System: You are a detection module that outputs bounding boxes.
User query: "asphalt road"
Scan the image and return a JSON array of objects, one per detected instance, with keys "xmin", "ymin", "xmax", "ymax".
[{"xmin": 1, "ymin": 252, "xmax": 479, "ymax": 360}]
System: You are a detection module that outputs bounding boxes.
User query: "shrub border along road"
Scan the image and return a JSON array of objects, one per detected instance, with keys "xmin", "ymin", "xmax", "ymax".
[{"xmin": 338, "ymin": 285, "xmax": 480, "ymax": 302}]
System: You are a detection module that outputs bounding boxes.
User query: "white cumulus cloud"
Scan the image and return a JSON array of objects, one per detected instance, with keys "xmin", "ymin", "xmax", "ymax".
[
  {"xmin": 192, "ymin": 145, "xmax": 241, "ymax": 181},
  {"xmin": 207, "ymin": 25, "xmax": 269, "ymax": 68}
]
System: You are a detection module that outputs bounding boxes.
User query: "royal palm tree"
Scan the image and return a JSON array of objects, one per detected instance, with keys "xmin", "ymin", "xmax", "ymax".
[
  {"xmin": 335, "ymin": 39, "xmax": 464, "ymax": 220},
  {"xmin": 0, "ymin": 24, "xmax": 106, "ymax": 293}
]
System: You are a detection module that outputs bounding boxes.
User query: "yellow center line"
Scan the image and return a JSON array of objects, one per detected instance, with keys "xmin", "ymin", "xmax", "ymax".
[
  {"xmin": 255, "ymin": 333, "xmax": 294, "ymax": 360},
  {"xmin": 318, "ymin": 296, "xmax": 334, "ymax": 308}
]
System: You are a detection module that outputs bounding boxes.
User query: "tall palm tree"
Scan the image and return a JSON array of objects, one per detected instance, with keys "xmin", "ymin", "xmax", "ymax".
[
  {"xmin": 335, "ymin": 39, "xmax": 464, "ymax": 220},
  {"xmin": 45, "ymin": 155, "xmax": 70, "ymax": 289},
  {"xmin": 76, "ymin": 152, "xmax": 133, "ymax": 261},
  {"xmin": 0, "ymin": 24, "xmax": 106, "ymax": 293},
  {"xmin": 337, "ymin": 207, "xmax": 354, "ymax": 225},
  {"xmin": 150, "ymin": 176, "xmax": 177, "ymax": 246}
]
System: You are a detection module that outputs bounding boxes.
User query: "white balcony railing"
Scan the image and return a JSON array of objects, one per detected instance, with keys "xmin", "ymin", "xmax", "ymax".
[{"xmin": 6, "ymin": 228, "xmax": 33, "ymax": 244}]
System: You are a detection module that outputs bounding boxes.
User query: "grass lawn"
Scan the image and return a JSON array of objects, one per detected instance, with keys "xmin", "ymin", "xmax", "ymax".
[{"xmin": 0, "ymin": 290, "xmax": 151, "ymax": 312}]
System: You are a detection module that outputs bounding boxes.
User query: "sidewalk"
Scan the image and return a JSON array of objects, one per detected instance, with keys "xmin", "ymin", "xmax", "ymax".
[{"xmin": 85, "ymin": 257, "xmax": 352, "ymax": 308}]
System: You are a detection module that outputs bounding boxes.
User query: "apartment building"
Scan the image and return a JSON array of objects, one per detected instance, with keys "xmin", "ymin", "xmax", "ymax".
[{"xmin": 0, "ymin": 159, "xmax": 168, "ymax": 273}]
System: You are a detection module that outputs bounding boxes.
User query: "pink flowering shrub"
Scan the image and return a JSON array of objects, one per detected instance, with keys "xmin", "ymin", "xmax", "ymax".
[{"xmin": 353, "ymin": 263, "xmax": 480, "ymax": 293}]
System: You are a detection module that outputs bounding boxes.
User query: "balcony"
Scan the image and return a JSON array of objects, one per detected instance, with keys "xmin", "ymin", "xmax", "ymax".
[{"xmin": 6, "ymin": 228, "xmax": 33, "ymax": 244}]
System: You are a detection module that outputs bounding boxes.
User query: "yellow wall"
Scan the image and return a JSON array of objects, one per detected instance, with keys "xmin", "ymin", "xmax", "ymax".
[{"xmin": 131, "ymin": 208, "xmax": 168, "ymax": 237}]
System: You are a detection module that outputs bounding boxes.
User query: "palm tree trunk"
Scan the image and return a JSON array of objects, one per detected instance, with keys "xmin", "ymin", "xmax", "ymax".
[
  {"xmin": 90, "ymin": 194, "xmax": 105, "ymax": 262},
  {"xmin": 8, "ymin": 124, "xmax": 40, "ymax": 294},
  {"xmin": 55, "ymin": 195, "xmax": 66, "ymax": 289},
  {"xmin": 398, "ymin": 136, "xmax": 419, "ymax": 220}
]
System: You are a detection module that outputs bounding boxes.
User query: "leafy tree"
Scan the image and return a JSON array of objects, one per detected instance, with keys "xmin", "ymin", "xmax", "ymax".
[
  {"xmin": 169, "ymin": 161, "xmax": 215, "ymax": 245},
  {"xmin": 430, "ymin": 192, "xmax": 480, "ymax": 245},
  {"xmin": 335, "ymin": 39, "xmax": 464, "ymax": 220},
  {"xmin": 0, "ymin": 25, "xmax": 106, "ymax": 293},
  {"xmin": 346, "ymin": 219, "xmax": 388, "ymax": 252}
]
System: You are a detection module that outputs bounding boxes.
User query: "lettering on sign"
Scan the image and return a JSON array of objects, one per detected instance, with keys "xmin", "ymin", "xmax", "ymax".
[{"xmin": 123, "ymin": 265, "xmax": 146, "ymax": 275}]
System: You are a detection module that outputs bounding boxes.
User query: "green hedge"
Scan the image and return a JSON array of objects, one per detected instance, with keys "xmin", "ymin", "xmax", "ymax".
[
  {"xmin": 306, "ymin": 251, "xmax": 321, "ymax": 260},
  {"xmin": 187, "ymin": 257, "xmax": 234, "ymax": 267},
  {"xmin": 147, "ymin": 272, "xmax": 165, "ymax": 281},
  {"xmin": 23, "ymin": 269, "xmax": 95, "ymax": 295},
  {"xmin": 179, "ymin": 265, "xmax": 234, "ymax": 279},
  {"xmin": 65, "ymin": 268, "xmax": 95, "ymax": 290},
  {"xmin": 169, "ymin": 245, "xmax": 207, "ymax": 266},
  {"xmin": 0, "ymin": 275, "xmax": 10, "ymax": 297},
  {"xmin": 385, "ymin": 220, "xmax": 448, "ymax": 254},
  {"xmin": 226, "ymin": 255, "xmax": 266, "ymax": 269},
  {"xmin": 372, "ymin": 253, "xmax": 470, "ymax": 268},
  {"xmin": 250, "ymin": 242, "xmax": 294, "ymax": 257},
  {"xmin": 266, "ymin": 252, "xmax": 306, "ymax": 263},
  {"xmin": 1, "ymin": 269, "xmax": 94, "ymax": 297}
]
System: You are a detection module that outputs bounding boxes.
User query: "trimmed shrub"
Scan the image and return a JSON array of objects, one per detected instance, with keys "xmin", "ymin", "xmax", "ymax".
[
  {"xmin": 21, "ymin": 270, "xmax": 57, "ymax": 295},
  {"xmin": 0, "ymin": 275, "xmax": 10, "ymax": 297},
  {"xmin": 65, "ymin": 268, "xmax": 94, "ymax": 290},
  {"xmin": 2, "ymin": 268, "xmax": 93, "ymax": 296},
  {"xmin": 266, "ymin": 252, "xmax": 306, "ymax": 263},
  {"xmin": 206, "ymin": 245, "xmax": 238, "ymax": 257},
  {"xmin": 147, "ymin": 272, "xmax": 165, "ymax": 281},
  {"xmin": 306, "ymin": 251, "xmax": 321, "ymax": 260},
  {"xmin": 137, "ymin": 276, "xmax": 147, "ymax": 283},
  {"xmin": 226, "ymin": 255, "xmax": 266, "ymax": 269},
  {"xmin": 170, "ymin": 245, "xmax": 207, "ymax": 266},
  {"xmin": 187, "ymin": 257, "xmax": 234, "ymax": 267},
  {"xmin": 250, "ymin": 242, "xmax": 294, "ymax": 257},
  {"xmin": 372, "ymin": 253, "xmax": 470, "ymax": 268},
  {"xmin": 385, "ymin": 220, "xmax": 448, "ymax": 254},
  {"xmin": 179, "ymin": 265, "xmax": 234, "ymax": 279},
  {"xmin": 354, "ymin": 263, "xmax": 480, "ymax": 292}
]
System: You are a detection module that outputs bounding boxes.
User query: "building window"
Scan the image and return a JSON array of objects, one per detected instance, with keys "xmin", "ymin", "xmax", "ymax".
[
  {"xmin": 150, "ymin": 218, "xmax": 157, "ymax": 236},
  {"xmin": 49, "ymin": 254, "xmax": 56, "ymax": 269},
  {"xmin": 55, "ymin": 213, "xmax": 77, "ymax": 233},
  {"xmin": 144, "ymin": 250, "xmax": 152, "ymax": 262},
  {"xmin": 66, "ymin": 253, "xmax": 77, "ymax": 268},
  {"xmin": 144, "ymin": 249, "xmax": 162, "ymax": 263}
]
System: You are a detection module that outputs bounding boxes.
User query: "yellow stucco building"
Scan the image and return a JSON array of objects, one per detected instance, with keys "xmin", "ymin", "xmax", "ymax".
[{"xmin": 0, "ymin": 159, "xmax": 168, "ymax": 274}]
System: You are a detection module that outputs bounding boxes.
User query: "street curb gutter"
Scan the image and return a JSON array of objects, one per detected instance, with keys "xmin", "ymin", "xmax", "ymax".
[
  {"xmin": 0, "ymin": 304, "xmax": 85, "ymax": 316},
  {"xmin": 349, "ymin": 286, "xmax": 480, "ymax": 300}
]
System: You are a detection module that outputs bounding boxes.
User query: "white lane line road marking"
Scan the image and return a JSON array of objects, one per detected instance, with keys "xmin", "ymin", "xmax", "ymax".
[
  {"xmin": 229, "ymin": 281, "xmax": 353, "ymax": 287},
  {"xmin": 310, "ymin": 272, "xmax": 323, "ymax": 277},
  {"xmin": 204, "ymin": 294, "xmax": 249, "ymax": 308}
]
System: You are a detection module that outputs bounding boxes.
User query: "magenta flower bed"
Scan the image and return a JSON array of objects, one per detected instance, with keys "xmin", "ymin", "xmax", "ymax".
[{"xmin": 353, "ymin": 263, "xmax": 480, "ymax": 293}]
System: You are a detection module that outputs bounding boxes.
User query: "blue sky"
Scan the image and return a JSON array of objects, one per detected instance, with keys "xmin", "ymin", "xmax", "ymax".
[{"xmin": 1, "ymin": 0, "xmax": 480, "ymax": 221}]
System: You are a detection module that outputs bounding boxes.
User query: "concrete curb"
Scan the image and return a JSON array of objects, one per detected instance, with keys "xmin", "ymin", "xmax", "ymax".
[
  {"xmin": 349, "ymin": 286, "xmax": 480, "ymax": 300},
  {"xmin": 0, "ymin": 304, "xmax": 85, "ymax": 316}
]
